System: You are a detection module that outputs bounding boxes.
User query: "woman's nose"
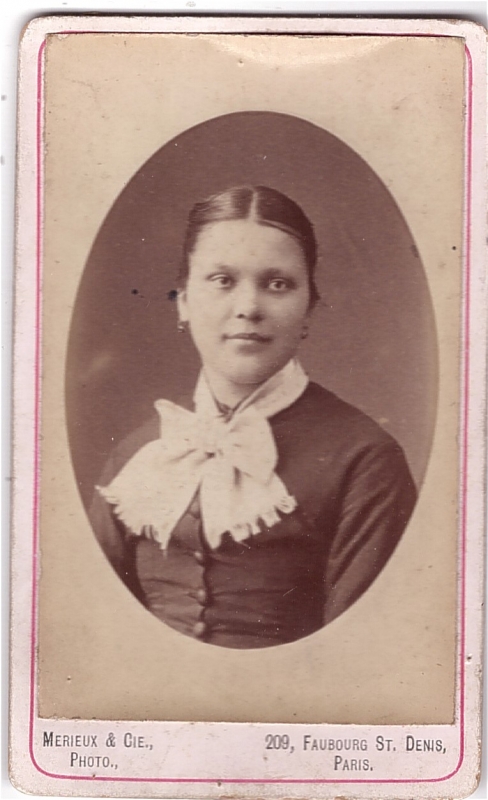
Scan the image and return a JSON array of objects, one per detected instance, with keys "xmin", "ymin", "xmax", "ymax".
[{"xmin": 233, "ymin": 284, "xmax": 263, "ymax": 320}]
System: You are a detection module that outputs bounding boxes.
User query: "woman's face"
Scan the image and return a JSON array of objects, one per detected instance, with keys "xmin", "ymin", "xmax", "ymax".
[{"xmin": 177, "ymin": 219, "xmax": 311, "ymax": 391}]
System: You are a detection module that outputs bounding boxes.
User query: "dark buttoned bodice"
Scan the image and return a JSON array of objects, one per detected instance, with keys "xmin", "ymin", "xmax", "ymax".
[
  {"xmin": 135, "ymin": 496, "xmax": 327, "ymax": 649},
  {"xmin": 89, "ymin": 382, "xmax": 417, "ymax": 648}
]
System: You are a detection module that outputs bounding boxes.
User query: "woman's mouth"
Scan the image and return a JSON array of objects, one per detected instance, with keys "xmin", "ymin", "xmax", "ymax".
[{"xmin": 225, "ymin": 333, "xmax": 272, "ymax": 343}]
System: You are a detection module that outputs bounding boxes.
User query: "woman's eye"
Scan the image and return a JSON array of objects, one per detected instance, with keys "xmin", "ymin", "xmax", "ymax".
[
  {"xmin": 209, "ymin": 274, "xmax": 233, "ymax": 288},
  {"xmin": 268, "ymin": 278, "xmax": 292, "ymax": 292}
]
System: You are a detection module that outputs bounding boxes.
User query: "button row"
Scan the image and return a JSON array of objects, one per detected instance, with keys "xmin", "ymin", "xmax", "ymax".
[{"xmin": 190, "ymin": 549, "xmax": 209, "ymax": 638}]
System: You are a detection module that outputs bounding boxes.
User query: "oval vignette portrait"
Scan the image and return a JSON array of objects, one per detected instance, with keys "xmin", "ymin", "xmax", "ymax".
[{"xmin": 66, "ymin": 111, "xmax": 438, "ymax": 650}]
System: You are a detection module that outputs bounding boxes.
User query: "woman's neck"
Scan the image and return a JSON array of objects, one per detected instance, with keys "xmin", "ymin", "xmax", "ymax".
[{"xmin": 203, "ymin": 368, "xmax": 264, "ymax": 409}]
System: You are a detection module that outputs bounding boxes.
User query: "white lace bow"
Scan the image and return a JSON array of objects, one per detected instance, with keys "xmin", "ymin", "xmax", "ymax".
[{"xmin": 97, "ymin": 359, "xmax": 308, "ymax": 549}]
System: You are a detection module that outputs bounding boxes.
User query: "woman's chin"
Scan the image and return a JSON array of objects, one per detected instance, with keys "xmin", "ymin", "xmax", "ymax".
[{"xmin": 217, "ymin": 360, "xmax": 287, "ymax": 389}]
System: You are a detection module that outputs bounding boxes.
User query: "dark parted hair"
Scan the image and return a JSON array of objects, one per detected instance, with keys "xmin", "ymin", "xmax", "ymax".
[{"xmin": 179, "ymin": 185, "xmax": 319, "ymax": 307}]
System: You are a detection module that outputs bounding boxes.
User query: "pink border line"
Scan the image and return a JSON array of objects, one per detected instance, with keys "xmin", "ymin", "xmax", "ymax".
[
  {"xmin": 28, "ymin": 31, "xmax": 473, "ymax": 786},
  {"xmin": 28, "ymin": 34, "xmax": 46, "ymax": 763}
]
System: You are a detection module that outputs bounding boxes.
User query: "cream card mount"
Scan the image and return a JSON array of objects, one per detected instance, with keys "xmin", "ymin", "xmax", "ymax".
[{"xmin": 10, "ymin": 14, "xmax": 487, "ymax": 800}]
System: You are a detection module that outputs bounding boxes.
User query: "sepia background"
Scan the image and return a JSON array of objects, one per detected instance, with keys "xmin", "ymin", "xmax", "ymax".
[{"xmin": 39, "ymin": 33, "xmax": 464, "ymax": 723}]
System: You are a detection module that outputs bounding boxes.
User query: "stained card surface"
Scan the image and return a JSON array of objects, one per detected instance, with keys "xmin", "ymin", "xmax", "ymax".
[{"xmin": 10, "ymin": 14, "xmax": 487, "ymax": 800}]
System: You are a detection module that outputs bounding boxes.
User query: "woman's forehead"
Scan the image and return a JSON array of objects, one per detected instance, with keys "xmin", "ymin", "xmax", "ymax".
[{"xmin": 189, "ymin": 219, "xmax": 307, "ymax": 268}]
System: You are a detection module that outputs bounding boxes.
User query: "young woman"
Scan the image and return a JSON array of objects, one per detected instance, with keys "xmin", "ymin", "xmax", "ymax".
[{"xmin": 90, "ymin": 185, "xmax": 417, "ymax": 649}]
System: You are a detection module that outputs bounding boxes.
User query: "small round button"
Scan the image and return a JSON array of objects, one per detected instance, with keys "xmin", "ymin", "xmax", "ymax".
[
  {"xmin": 196, "ymin": 588, "xmax": 207, "ymax": 604},
  {"xmin": 193, "ymin": 621, "xmax": 207, "ymax": 638},
  {"xmin": 193, "ymin": 550, "xmax": 205, "ymax": 564}
]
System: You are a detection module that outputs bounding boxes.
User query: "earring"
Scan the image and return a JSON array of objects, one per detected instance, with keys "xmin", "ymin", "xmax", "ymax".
[
  {"xmin": 300, "ymin": 326, "xmax": 309, "ymax": 340},
  {"xmin": 177, "ymin": 320, "xmax": 188, "ymax": 333}
]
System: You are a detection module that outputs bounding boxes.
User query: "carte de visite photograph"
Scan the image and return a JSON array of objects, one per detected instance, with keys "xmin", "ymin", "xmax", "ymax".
[{"xmin": 10, "ymin": 14, "xmax": 487, "ymax": 800}]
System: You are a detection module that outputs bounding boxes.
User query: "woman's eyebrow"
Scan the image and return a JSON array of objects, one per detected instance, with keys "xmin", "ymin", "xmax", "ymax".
[
  {"xmin": 205, "ymin": 263, "xmax": 236, "ymax": 273},
  {"xmin": 259, "ymin": 267, "xmax": 297, "ymax": 279}
]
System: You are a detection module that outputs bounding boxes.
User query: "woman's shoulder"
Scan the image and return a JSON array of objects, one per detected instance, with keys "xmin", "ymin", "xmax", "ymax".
[
  {"xmin": 98, "ymin": 414, "xmax": 159, "ymax": 483},
  {"xmin": 272, "ymin": 380, "xmax": 400, "ymax": 453},
  {"xmin": 99, "ymin": 392, "xmax": 192, "ymax": 482}
]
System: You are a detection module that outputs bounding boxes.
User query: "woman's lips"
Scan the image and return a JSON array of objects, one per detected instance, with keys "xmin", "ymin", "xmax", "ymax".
[{"xmin": 225, "ymin": 333, "xmax": 272, "ymax": 343}]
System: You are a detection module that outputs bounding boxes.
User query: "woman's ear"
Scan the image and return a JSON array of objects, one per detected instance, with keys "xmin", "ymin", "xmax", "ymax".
[{"xmin": 176, "ymin": 288, "xmax": 189, "ymax": 323}]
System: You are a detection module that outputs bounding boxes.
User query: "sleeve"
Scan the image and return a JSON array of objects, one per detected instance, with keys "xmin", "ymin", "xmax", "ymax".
[
  {"xmin": 322, "ymin": 440, "xmax": 417, "ymax": 626},
  {"xmin": 88, "ymin": 451, "xmax": 144, "ymax": 603}
]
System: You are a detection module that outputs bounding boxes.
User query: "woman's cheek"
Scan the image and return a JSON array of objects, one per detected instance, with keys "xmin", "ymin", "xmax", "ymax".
[{"xmin": 275, "ymin": 298, "xmax": 308, "ymax": 331}]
